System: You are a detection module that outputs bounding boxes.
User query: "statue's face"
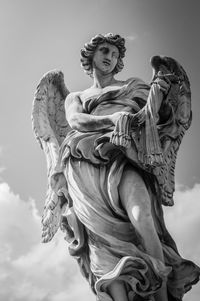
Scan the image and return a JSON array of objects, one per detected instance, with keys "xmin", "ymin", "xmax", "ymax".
[{"xmin": 92, "ymin": 42, "xmax": 119, "ymax": 74}]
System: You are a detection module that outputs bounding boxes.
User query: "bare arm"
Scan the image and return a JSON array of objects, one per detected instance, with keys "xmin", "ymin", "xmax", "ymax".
[
  {"xmin": 65, "ymin": 93, "xmax": 118, "ymax": 132},
  {"xmin": 65, "ymin": 79, "xmax": 169, "ymax": 134}
]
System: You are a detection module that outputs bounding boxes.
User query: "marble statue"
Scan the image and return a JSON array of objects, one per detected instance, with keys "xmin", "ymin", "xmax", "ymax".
[{"xmin": 32, "ymin": 33, "xmax": 200, "ymax": 301}]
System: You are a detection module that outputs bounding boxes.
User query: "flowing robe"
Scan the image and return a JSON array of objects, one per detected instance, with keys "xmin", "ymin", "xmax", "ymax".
[{"xmin": 56, "ymin": 78, "xmax": 200, "ymax": 301}]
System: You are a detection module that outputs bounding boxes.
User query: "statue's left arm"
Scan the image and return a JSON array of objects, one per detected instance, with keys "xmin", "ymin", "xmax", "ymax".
[
  {"xmin": 110, "ymin": 76, "xmax": 170, "ymax": 150},
  {"xmin": 111, "ymin": 56, "xmax": 192, "ymax": 206}
]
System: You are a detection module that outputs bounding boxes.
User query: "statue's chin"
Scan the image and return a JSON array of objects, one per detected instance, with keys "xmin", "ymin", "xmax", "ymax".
[{"xmin": 93, "ymin": 63, "xmax": 115, "ymax": 75}]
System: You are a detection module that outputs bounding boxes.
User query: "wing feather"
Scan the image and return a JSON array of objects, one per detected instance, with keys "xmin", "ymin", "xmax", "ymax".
[
  {"xmin": 151, "ymin": 56, "xmax": 192, "ymax": 206},
  {"xmin": 32, "ymin": 70, "xmax": 71, "ymax": 242}
]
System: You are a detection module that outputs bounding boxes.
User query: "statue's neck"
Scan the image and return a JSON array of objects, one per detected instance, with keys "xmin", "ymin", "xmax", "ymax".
[{"xmin": 92, "ymin": 69, "xmax": 117, "ymax": 89}]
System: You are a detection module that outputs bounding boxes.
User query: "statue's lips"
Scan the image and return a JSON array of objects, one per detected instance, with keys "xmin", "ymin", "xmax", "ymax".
[{"xmin": 103, "ymin": 60, "xmax": 111, "ymax": 66}]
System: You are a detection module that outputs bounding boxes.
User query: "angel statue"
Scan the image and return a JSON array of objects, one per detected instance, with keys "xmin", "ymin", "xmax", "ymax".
[{"xmin": 32, "ymin": 33, "xmax": 200, "ymax": 301}]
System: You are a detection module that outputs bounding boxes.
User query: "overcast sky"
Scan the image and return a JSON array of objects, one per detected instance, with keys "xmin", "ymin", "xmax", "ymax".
[{"xmin": 0, "ymin": 0, "xmax": 200, "ymax": 300}]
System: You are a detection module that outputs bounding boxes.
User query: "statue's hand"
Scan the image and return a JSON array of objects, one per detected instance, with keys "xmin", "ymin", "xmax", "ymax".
[
  {"xmin": 151, "ymin": 72, "xmax": 171, "ymax": 95},
  {"xmin": 110, "ymin": 112, "xmax": 133, "ymax": 148},
  {"xmin": 109, "ymin": 111, "xmax": 124, "ymax": 125}
]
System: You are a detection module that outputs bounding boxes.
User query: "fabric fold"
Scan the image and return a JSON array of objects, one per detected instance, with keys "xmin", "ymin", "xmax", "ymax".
[{"xmin": 53, "ymin": 77, "xmax": 200, "ymax": 301}]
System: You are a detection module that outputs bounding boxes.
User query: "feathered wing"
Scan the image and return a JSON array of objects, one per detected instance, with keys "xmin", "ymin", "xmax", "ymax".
[
  {"xmin": 32, "ymin": 70, "xmax": 71, "ymax": 242},
  {"xmin": 150, "ymin": 56, "xmax": 192, "ymax": 206}
]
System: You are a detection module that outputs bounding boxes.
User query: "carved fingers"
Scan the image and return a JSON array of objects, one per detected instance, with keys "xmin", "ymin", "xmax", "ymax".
[
  {"xmin": 110, "ymin": 112, "xmax": 132, "ymax": 148},
  {"xmin": 151, "ymin": 76, "xmax": 171, "ymax": 95}
]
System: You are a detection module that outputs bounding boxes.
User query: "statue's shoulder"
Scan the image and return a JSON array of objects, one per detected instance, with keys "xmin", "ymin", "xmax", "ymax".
[
  {"xmin": 126, "ymin": 77, "xmax": 149, "ymax": 85},
  {"xmin": 65, "ymin": 91, "xmax": 82, "ymax": 105},
  {"xmin": 66, "ymin": 89, "xmax": 97, "ymax": 107},
  {"xmin": 66, "ymin": 91, "xmax": 81, "ymax": 99},
  {"xmin": 78, "ymin": 86, "xmax": 103, "ymax": 102}
]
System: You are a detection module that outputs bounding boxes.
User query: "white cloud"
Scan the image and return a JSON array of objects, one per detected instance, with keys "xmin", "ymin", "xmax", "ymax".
[
  {"xmin": 164, "ymin": 183, "xmax": 200, "ymax": 265},
  {"xmin": 0, "ymin": 182, "xmax": 94, "ymax": 301},
  {"xmin": 0, "ymin": 181, "xmax": 199, "ymax": 301},
  {"xmin": 0, "ymin": 183, "xmax": 41, "ymax": 258},
  {"xmin": 164, "ymin": 183, "xmax": 200, "ymax": 301}
]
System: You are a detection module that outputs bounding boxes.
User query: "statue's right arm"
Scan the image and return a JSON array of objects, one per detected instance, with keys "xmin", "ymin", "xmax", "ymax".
[{"xmin": 65, "ymin": 92, "xmax": 121, "ymax": 132}]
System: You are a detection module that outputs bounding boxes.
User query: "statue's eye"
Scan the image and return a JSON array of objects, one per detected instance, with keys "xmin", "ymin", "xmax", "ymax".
[
  {"xmin": 112, "ymin": 52, "xmax": 118, "ymax": 58},
  {"xmin": 99, "ymin": 47, "xmax": 109, "ymax": 54}
]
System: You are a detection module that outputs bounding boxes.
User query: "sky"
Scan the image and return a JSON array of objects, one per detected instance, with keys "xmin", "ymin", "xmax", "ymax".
[{"xmin": 0, "ymin": 0, "xmax": 200, "ymax": 300}]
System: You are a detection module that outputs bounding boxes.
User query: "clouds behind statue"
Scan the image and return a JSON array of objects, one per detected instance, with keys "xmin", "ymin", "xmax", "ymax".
[{"xmin": 32, "ymin": 33, "xmax": 200, "ymax": 301}]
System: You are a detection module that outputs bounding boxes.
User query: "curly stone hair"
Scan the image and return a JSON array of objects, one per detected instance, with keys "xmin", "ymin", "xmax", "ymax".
[{"xmin": 80, "ymin": 33, "xmax": 126, "ymax": 76}]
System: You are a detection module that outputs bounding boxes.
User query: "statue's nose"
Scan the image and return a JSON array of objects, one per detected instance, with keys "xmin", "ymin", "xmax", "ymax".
[{"xmin": 104, "ymin": 51, "xmax": 112, "ymax": 61}]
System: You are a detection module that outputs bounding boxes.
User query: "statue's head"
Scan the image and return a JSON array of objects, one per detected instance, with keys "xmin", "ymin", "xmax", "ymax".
[{"xmin": 80, "ymin": 33, "xmax": 126, "ymax": 76}]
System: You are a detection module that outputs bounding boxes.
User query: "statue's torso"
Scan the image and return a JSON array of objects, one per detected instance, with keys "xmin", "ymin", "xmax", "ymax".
[
  {"xmin": 60, "ymin": 77, "xmax": 149, "ymax": 166},
  {"xmin": 79, "ymin": 79, "xmax": 130, "ymax": 105},
  {"xmin": 78, "ymin": 79, "xmax": 136, "ymax": 116}
]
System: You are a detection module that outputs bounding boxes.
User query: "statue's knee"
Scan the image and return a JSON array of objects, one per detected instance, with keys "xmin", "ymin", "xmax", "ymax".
[
  {"xmin": 107, "ymin": 280, "xmax": 126, "ymax": 301},
  {"xmin": 131, "ymin": 201, "xmax": 152, "ymax": 225}
]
